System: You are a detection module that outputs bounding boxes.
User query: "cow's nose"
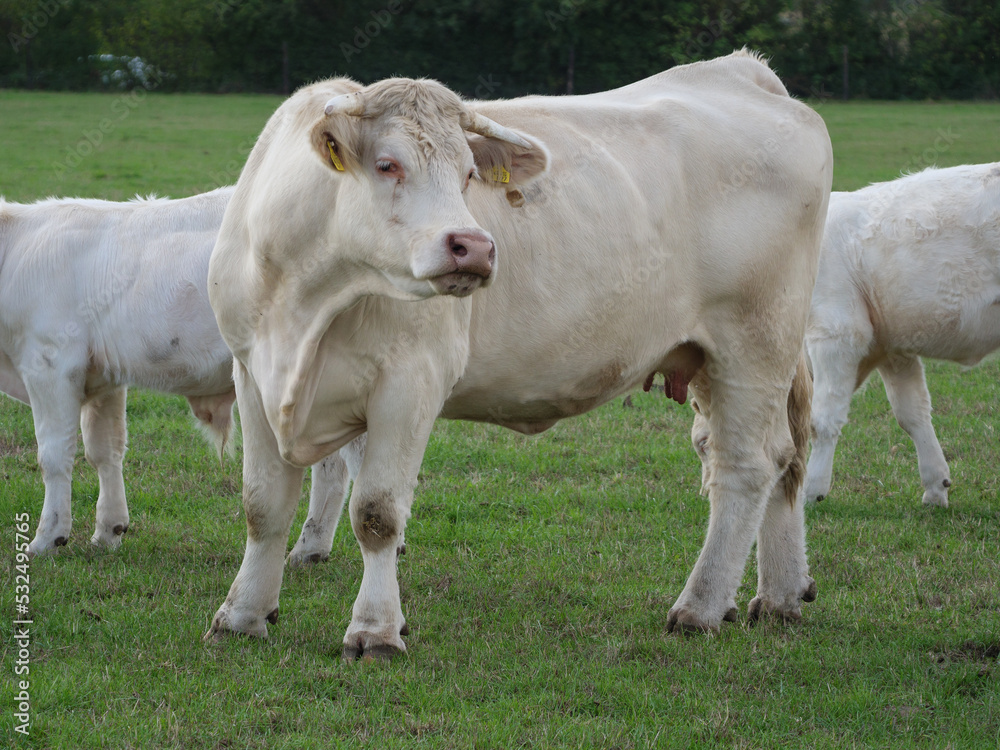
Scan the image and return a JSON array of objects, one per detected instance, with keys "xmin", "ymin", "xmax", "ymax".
[{"xmin": 447, "ymin": 232, "xmax": 495, "ymax": 277}]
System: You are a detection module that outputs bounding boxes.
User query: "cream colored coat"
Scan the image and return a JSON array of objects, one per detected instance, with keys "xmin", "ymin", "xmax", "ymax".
[{"xmin": 206, "ymin": 51, "xmax": 833, "ymax": 658}]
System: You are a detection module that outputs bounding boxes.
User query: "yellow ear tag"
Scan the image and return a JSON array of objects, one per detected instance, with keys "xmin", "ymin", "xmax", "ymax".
[
  {"xmin": 327, "ymin": 141, "xmax": 345, "ymax": 171},
  {"xmin": 489, "ymin": 165, "xmax": 511, "ymax": 184}
]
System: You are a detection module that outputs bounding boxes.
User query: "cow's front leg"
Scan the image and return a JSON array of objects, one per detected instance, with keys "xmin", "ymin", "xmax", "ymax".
[
  {"xmin": 289, "ymin": 435, "xmax": 365, "ymax": 566},
  {"xmin": 878, "ymin": 356, "xmax": 951, "ymax": 507},
  {"xmin": 24, "ymin": 369, "xmax": 84, "ymax": 557},
  {"xmin": 205, "ymin": 363, "xmax": 304, "ymax": 639},
  {"xmin": 81, "ymin": 387, "xmax": 130, "ymax": 548},
  {"xmin": 341, "ymin": 389, "xmax": 441, "ymax": 661},
  {"xmin": 805, "ymin": 337, "xmax": 870, "ymax": 504},
  {"xmin": 667, "ymin": 374, "xmax": 797, "ymax": 634}
]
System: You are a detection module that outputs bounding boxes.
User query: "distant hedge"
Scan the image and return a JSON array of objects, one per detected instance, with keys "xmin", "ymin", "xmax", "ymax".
[{"xmin": 1, "ymin": 0, "xmax": 997, "ymax": 99}]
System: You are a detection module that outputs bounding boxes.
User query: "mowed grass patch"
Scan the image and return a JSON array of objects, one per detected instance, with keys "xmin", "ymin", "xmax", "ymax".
[
  {"xmin": 2, "ymin": 92, "xmax": 999, "ymax": 748},
  {"xmin": 815, "ymin": 100, "xmax": 1000, "ymax": 191}
]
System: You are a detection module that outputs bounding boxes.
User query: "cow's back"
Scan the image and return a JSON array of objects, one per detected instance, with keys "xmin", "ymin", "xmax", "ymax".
[
  {"xmin": 0, "ymin": 189, "xmax": 236, "ymax": 398},
  {"xmin": 817, "ymin": 164, "xmax": 1000, "ymax": 365},
  {"xmin": 443, "ymin": 52, "xmax": 831, "ymax": 426}
]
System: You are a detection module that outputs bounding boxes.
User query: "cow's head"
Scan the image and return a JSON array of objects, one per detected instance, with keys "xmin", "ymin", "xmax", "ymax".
[{"xmin": 307, "ymin": 78, "xmax": 549, "ymax": 299}]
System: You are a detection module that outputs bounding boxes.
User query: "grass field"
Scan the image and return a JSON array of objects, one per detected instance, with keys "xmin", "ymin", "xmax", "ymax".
[{"xmin": 2, "ymin": 89, "xmax": 999, "ymax": 749}]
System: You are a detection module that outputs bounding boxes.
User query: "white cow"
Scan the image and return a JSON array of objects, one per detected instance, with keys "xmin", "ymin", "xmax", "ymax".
[
  {"xmin": 0, "ymin": 189, "xmax": 239, "ymax": 555},
  {"xmin": 205, "ymin": 50, "xmax": 833, "ymax": 658},
  {"xmin": 0, "ymin": 187, "xmax": 350, "ymax": 558},
  {"xmin": 804, "ymin": 163, "xmax": 1000, "ymax": 507}
]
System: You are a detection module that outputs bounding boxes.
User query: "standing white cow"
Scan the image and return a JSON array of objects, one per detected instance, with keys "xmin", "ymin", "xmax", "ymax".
[
  {"xmin": 206, "ymin": 50, "xmax": 833, "ymax": 658},
  {"xmin": 0, "ymin": 189, "xmax": 238, "ymax": 555},
  {"xmin": 1, "ymin": 187, "xmax": 350, "ymax": 558},
  {"xmin": 805, "ymin": 163, "xmax": 1000, "ymax": 507}
]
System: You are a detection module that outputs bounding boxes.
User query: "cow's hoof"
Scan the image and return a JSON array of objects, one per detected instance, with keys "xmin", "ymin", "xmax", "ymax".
[
  {"xmin": 91, "ymin": 526, "xmax": 127, "ymax": 550},
  {"xmin": 27, "ymin": 536, "xmax": 67, "ymax": 558},
  {"xmin": 203, "ymin": 603, "xmax": 270, "ymax": 641},
  {"xmin": 748, "ymin": 577, "xmax": 817, "ymax": 623},
  {"xmin": 342, "ymin": 630, "xmax": 407, "ymax": 662},
  {"xmin": 921, "ymin": 484, "xmax": 949, "ymax": 508},
  {"xmin": 666, "ymin": 607, "xmax": 719, "ymax": 636},
  {"xmin": 287, "ymin": 550, "xmax": 328, "ymax": 567}
]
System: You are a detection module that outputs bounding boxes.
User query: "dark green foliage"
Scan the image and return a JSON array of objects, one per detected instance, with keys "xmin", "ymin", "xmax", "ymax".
[{"xmin": 0, "ymin": 0, "xmax": 996, "ymax": 97}]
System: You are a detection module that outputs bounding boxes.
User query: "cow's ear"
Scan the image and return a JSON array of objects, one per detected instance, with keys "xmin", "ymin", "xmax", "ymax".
[
  {"xmin": 468, "ymin": 130, "xmax": 550, "ymax": 188},
  {"xmin": 308, "ymin": 80, "xmax": 365, "ymax": 173},
  {"xmin": 310, "ymin": 116, "xmax": 362, "ymax": 174}
]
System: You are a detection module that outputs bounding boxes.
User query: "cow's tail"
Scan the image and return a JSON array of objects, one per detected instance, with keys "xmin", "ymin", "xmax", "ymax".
[
  {"xmin": 186, "ymin": 392, "xmax": 238, "ymax": 461},
  {"xmin": 781, "ymin": 350, "xmax": 813, "ymax": 505}
]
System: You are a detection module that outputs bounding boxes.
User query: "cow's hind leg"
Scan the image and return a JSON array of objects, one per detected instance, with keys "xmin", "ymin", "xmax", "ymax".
[
  {"xmin": 205, "ymin": 362, "xmax": 304, "ymax": 639},
  {"xmin": 668, "ymin": 354, "xmax": 811, "ymax": 633},
  {"xmin": 24, "ymin": 368, "xmax": 84, "ymax": 557},
  {"xmin": 751, "ymin": 481, "xmax": 817, "ymax": 622},
  {"xmin": 82, "ymin": 387, "xmax": 130, "ymax": 548},
  {"xmin": 751, "ymin": 355, "xmax": 817, "ymax": 620},
  {"xmin": 878, "ymin": 355, "xmax": 951, "ymax": 507},
  {"xmin": 289, "ymin": 435, "xmax": 365, "ymax": 566}
]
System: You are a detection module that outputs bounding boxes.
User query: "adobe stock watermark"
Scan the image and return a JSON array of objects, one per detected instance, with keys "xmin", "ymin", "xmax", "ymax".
[
  {"xmin": 546, "ymin": 0, "xmax": 585, "ymax": 30},
  {"xmin": 13, "ymin": 512, "xmax": 33, "ymax": 737},
  {"xmin": 7, "ymin": 0, "xmax": 72, "ymax": 52},
  {"xmin": 49, "ymin": 69, "xmax": 167, "ymax": 178},
  {"xmin": 341, "ymin": 0, "xmax": 406, "ymax": 62},
  {"xmin": 213, "ymin": 0, "xmax": 245, "ymax": 21}
]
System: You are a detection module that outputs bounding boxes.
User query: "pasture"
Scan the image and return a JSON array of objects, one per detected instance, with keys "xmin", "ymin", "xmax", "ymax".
[{"xmin": 2, "ymin": 90, "xmax": 999, "ymax": 748}]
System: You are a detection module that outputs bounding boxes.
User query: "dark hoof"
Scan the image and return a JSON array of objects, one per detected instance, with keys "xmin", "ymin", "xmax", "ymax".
[
  {"xmin": 396, "ymin": 544, "xmax": 407, "ymax": 558},
  {"xmin": 723, "ymin": 607, "xmax": 738, "ymax": 623},
  {"xmin": 802, "ymin": 578, "xmax": 818, "ymax": 603},
  {"xmin": 400, "ymin": 621, "xmax": 410, "ymax": 636},
  {"xmin": 815, "ymin": 495, "xmax": 824, "ymax": 502},
  {"xmin": 343, "ymin": 642, "xmax": 402, "ymax": 662},
  {"xmin": 266, "ymin": 608, "xmax": 279, "ymax": 625},
  {"xmin": 667, "ymin": 608, "xmax": 717, "ymax": 636},
  {"xmin": 306, "ymin": 553, "xmax": 328, "ymax": 564},
  {"xmin": 55, "ymin": 536, "xmax": 68, "ymax": 547}
]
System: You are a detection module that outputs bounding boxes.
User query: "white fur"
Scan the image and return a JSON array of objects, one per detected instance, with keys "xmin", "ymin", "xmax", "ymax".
[
  {"xmin": 0, "ymin": 189, "xmax": 237, "ymax": 554},
  {"xmin": 805, "ymin": 163, "xmax": 1000, "ymax": 507},
  {"xmin": 206, "ymin": 51, "xmax": 833, "ymax": 654}
]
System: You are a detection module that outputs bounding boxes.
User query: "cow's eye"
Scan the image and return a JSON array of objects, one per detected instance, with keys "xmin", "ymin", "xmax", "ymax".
[
  {"xmin": 463, "ymin": 168, "xmax": 476, "ymax": 191},
  {"xmin": 376, "ymin": 159, "xmax": 400, "ymax": 175}
]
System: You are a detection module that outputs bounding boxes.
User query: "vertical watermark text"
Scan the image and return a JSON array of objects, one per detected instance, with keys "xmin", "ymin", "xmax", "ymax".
[{"xmin": 13, "ymin": 512, "xmax": 32, "ymax": 736}]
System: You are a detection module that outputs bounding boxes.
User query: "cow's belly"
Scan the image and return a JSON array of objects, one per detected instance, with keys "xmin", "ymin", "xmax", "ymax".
[
  {"xmin": 442, "ymin": 351, "xmax": 665, "ymax": 429},
  {"xmin": 877, "ymin": 280, "xmax": 1000, "ymax": 365},
  {"xmin": 0, "ymin": 349, "xmax": 29, "ymax": 403}
]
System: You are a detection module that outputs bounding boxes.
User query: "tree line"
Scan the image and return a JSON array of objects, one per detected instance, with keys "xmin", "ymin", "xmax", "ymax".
[{"xmin": 1, "ymin": 0, "xmax": 997, "ymax": 99}]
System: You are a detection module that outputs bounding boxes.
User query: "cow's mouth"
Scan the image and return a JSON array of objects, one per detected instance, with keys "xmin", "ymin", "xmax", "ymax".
[{"xmin": 429, "ymin": 271, "xmax": 488, "ymax": 297}]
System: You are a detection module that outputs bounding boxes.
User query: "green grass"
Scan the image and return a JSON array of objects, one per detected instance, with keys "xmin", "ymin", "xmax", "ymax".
[{"xmin": 2, "ymin": 91, "xmax": 999, "ymax": 749}]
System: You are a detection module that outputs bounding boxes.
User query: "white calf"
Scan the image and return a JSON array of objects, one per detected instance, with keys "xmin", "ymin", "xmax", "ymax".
[
  {"xmin": 0, "ymin": 189, "xmax": 237, "ymax": 555},
  {"xmin": 805, "ymin": 163, "xmax": 1000, "ymax": 507}
]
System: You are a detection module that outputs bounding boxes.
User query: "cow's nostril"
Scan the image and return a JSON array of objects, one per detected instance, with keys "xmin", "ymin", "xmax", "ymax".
[{"xmin": 452, "ymin": 243, "xmax": 467, "ymax": 257}]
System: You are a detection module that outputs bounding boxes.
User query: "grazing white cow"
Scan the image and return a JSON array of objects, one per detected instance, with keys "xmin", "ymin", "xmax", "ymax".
[
  {"xmin": 205, "ymin": 50, "xmax": 833, "ymax": 658},
  {"xmin": 804, "ymin": 163, "xmax": 1000, "ymax": 507},
  {"xmin": 0, "ymin": 189, "xmax": 238, "ymax": 555}
]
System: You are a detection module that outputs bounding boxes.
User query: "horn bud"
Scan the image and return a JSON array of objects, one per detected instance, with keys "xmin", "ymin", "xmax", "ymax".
[
  {"xmin": 324, "ymin": 92, "xmax": 366, "ymax": 117},
  {"xmin": 462, "ymin": 111, "xmax": 531, "ymax": 149}
]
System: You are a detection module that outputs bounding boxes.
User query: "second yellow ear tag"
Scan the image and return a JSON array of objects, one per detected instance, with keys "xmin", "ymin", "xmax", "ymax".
[
  {"xmin": 489, "ymin": 165, "xmax": 511, "ymax": 184},
  {"xmin": 328, "ymin": 141, "xmax": 345, "ymax": 171}
]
